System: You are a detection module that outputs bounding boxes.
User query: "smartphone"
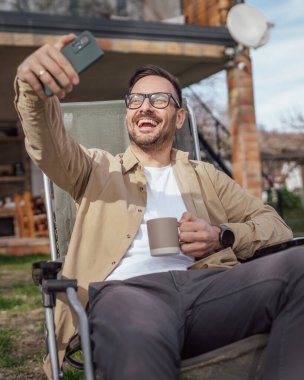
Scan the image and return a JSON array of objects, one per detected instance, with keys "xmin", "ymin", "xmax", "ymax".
[{"xmin": 44, "ymin": 31, "xmax": 104, "ymax": 96}]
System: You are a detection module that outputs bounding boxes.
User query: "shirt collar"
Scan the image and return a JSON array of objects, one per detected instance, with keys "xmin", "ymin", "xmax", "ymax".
[{"xmin": 118, "ymin": 146, "xmax": 189, "ymax": 174}]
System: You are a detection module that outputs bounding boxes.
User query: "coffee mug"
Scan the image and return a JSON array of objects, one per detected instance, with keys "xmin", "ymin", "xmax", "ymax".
[{"xmin": 147, "ymin": 217, "xmax": 180, "ymax": 256}]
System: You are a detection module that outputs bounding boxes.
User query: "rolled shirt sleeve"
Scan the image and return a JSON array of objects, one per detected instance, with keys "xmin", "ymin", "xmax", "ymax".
[{"xmin": 212, "ymin": 168, "xmax": 293, "ymax": 260}]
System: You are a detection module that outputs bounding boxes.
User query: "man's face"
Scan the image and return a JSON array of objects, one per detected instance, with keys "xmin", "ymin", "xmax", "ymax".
[{"xmin": 126, "ymin": 75, "xmax": 185, "ymax": 152}]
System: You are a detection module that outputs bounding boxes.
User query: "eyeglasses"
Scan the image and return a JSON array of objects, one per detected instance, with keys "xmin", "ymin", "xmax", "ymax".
[{"xmin": 125, "ymin": 92, "xmax": 181, "ymax": 109}]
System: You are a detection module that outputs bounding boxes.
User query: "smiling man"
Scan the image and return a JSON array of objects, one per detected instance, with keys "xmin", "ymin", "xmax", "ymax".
[{"xmin": 14, "ymin": 34, "xmax": 304, "ymax": 380}]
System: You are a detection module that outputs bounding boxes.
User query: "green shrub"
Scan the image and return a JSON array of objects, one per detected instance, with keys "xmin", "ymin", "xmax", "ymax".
[{"xmin": 280, "ymin": 188, "xmax": 302, "ymax": 209}]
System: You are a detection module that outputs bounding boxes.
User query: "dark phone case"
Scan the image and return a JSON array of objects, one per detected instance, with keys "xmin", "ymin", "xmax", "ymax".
[{"xmin": 44, "ymin": 31, "xmax": 104, "ymax": 97}]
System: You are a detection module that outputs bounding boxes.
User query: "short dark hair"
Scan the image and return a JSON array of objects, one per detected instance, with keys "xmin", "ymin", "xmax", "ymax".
[{"xmin": 128, "ymin": 64, "xmax": 182, "ymax": 108}]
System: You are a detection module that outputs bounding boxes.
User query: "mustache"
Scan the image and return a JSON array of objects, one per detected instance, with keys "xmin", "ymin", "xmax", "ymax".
[{"xmin": 132, "ymin": 112, "xmax": 162, "ymax": 124}]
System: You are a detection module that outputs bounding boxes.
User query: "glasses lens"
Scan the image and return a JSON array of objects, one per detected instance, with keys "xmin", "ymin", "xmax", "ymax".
[
  {"xmin": 150, "ymin": 93, "xmax": 170, "ymax": 109},
  {"xmin": 127, "ymin": 94, "xmax": 144, "ymax": 109}
]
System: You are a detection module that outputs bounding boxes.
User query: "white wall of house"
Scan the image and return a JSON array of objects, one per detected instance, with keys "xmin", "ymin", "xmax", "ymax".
[{"xmin": 282, "ymin": 162, "xmax": 303, "ymax": 191}]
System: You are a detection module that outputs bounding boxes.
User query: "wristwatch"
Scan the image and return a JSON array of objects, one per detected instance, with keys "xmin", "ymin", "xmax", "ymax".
[{"xmin": 219, "ymin": 225, "xmax": 235, "ymax": 248}]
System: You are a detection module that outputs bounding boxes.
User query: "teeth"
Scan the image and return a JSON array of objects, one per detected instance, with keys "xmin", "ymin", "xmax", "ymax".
[{"xmin": 137, "ymin": 119, "xmax": 158, "ymax": 127}]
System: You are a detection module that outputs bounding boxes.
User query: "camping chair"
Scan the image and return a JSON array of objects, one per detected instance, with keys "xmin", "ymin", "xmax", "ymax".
[{"xmin": 33, "ymin": 99, "xmax": 304, "ymax": 380}]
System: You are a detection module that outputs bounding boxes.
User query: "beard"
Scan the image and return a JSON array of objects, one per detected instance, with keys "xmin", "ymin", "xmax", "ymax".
[
  {"xmin": 127, "ymin": 112, "xmax": 176, "ymax": 152},
  {"xmin": 128, "ymin": 128, "xmax": 173, "ymax": 152}
]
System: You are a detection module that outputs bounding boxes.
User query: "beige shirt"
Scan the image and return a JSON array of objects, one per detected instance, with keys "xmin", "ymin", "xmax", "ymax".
[{"xmin": 14, "ymin": 78, "xmax": 292, "ymax": 378}]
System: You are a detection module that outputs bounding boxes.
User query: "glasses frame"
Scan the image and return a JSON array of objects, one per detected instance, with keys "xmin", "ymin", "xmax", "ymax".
[{"xmin": 125, "ymin": 92, "xmax": 181, "ymax": 109}]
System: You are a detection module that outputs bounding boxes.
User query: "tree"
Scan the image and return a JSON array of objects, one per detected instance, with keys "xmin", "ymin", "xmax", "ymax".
[{"xmin": 280, "ymin": 108, "xmax": 304, "ymax": 133}]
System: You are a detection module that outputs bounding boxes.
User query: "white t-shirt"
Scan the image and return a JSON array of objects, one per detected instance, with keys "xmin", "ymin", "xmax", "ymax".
[{"xmin": 106, "ymin": 165, "xmax": 194, "ymax": 281}]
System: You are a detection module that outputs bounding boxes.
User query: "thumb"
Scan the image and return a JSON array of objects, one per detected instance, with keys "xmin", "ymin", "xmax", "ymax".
[
  {"xmin": 54, "ymin": 33, "xmax": 76, "ymax": 51},
  {"xmin": 178, "ymin": 212, "xmax": 197, "ymax": 224}
]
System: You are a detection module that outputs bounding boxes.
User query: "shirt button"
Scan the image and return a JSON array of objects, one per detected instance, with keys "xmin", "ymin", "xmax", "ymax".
[
  {"xmin": 112, "ymin": 261, "xmax": 116, "ymax": 265},
  {"xmin": 137, "ymin": 209, "xmax": 142, "ymax": 213},
  {"xmin": 139, "ymin": 186, "xmax": 144, "ymax": 192},
  {"xmin": 126, "ymin": 234, "xmax": 131, "ymax": 238}
]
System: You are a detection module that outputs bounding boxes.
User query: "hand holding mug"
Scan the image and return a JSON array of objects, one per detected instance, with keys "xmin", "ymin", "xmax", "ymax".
[{"xmin": 178, "ymin": 212, "xmax": 221, "ymax": 258}]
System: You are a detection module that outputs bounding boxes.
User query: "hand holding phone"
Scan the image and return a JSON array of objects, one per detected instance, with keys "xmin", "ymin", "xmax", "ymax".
[{"xmin": 44, "ymin": 31, "xmax": 104, "ymax": 96}]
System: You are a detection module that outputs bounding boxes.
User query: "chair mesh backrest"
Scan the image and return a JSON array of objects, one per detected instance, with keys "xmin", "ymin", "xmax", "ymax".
[{"xmin": 55, "ymin": 99, "xmax": 196, "ymax": 257}]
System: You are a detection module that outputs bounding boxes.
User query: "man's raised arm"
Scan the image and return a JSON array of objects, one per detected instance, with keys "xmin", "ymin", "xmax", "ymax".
[{"xmin": 14, "ymin": 35, "xmax": 92, "ymax": 200}]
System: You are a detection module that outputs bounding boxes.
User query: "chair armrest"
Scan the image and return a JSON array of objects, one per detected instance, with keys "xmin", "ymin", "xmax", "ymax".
[
  {"xmin": 246, "ymin": 237, "xmax": 304, "ymax": 262},
  {"xmin": 32, "ymin": 260, "xmax": 63, "ymax": 285}
]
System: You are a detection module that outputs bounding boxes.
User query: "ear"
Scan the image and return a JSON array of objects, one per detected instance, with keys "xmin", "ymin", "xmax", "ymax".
[{"xmin": 175, "ymin": 108, "xmax": 186, "ymax": 130}]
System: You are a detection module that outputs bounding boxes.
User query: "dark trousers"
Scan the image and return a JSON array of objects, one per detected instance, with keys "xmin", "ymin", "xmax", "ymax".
[{"xmin": 88, "ymin": 247, "xmax": 304, "ymax": 380}]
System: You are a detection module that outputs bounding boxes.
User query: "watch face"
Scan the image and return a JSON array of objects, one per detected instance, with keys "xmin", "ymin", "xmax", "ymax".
[{"xmin": 221, "ymin": 228, "xmax": 235, "ymax": 247}]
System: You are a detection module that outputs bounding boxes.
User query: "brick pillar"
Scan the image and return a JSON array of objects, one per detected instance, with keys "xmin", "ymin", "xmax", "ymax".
[
  {"xmin": 183, "ymin": 0, "xmax": 207, "ymax": 24},
  {"xmin": 227, "ymin": 52, "xmax": 262, "ymax": 198},
  {"xmin": 183, "ymin": 0, "xmax": 233, "ymax": 26},
  {"xmin": 183, "ymin": 1, "xmax": 262, "ymax": 197},
  {"xmin": 218, "ymin": 0, "xmax": 233, "ymax": 25}
]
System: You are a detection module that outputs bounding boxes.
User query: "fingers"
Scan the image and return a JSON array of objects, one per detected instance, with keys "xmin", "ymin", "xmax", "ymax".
[
  {"xmin": 180, "ymin": 238, "xmax": 217, "ymax": 258},
  {"xmin": 54, "ymin": 33, "xmax": 76, "ymax": 50},
  {"xmin": 180, "ymin": 241, "xmax": 211, "ymax": 257},
  {"xmin": 180, "ymin": 230, "xmax": 209, "ymax": 243},
  {"xmin": 38, "ymin": 44, "xmax": 78, "ymax": 92},
  {"xmin": 179, "ymin": 230, "xmax": 210, "ymax": 256},
  {"xmin": 17, "ymin": 34, "xmax": 79, "ymax": 101},
  {"xmin": 178, "ymin": 213, "xmax": 220, "ymax": 258},
  {"xmin": 178, "ymin": 213, "xmax": 208, "ymax": 234},
  {"xmin": 178, "ymin": 211, "xmax": 196, "ymax": 224}
]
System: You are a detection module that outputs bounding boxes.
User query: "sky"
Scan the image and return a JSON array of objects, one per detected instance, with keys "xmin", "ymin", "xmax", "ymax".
[
  {"xmin": 186, "ymin": 0, "xmax": 304, "ymax": 131},
  {"xmin": 246, "ymin": 0, "xmax": 304, "ymax": 130}
]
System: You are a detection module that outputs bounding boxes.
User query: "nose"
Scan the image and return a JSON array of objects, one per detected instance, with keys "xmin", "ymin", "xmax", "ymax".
[{"xmin": 140, "ymin": 97, "xmax": 153, "ymax": 112}]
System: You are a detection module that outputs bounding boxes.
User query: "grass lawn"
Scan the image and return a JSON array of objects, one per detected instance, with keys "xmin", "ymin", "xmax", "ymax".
[{"xmin": 0, "ymin": 254, "xmax": 84, "ymax": 380}]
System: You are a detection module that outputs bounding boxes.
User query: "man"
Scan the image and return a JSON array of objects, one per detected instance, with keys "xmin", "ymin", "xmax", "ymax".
[{"xmin": 15, "ymin": 34, "xmax": 304, "ymax": 380}]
